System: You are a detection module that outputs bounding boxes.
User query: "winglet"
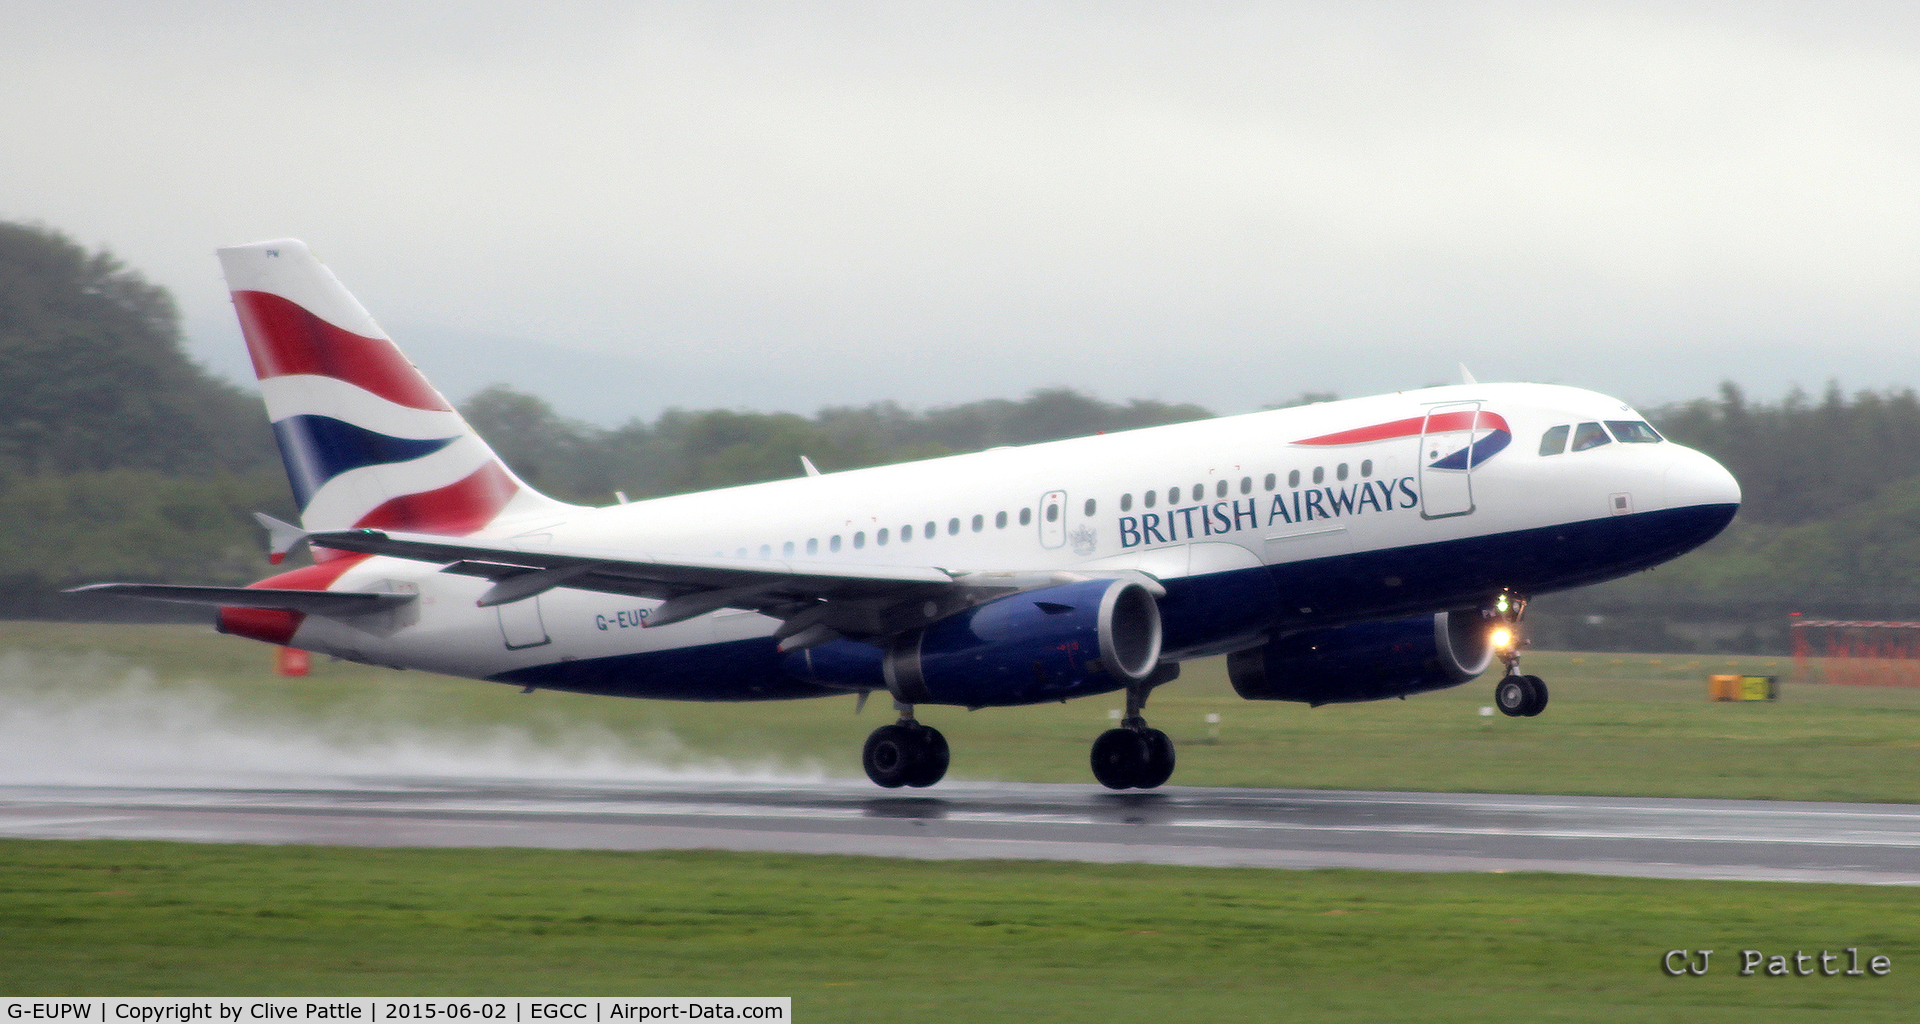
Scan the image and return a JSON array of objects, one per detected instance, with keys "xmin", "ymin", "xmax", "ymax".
[{"xmin": 253, "ymin": 512, "xmax": 310, "ymax": 565}]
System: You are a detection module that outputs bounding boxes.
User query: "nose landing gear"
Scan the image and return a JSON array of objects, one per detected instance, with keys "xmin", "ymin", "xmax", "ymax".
[
  {"xmin": 862, "ymin": 702, "xmax": 949, "ymax": 788},
  {"xmin": 1494, "ymin": 672, "xmax": 1549, "ymax": 717},
  {"xmin": 1489, "ymin": 590, "xmax": 1549, "ymax": 718}
]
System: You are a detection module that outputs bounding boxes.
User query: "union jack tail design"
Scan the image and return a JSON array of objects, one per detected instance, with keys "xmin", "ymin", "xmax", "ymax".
[{"xmin": 218, "ymin": 240, "xmax": 571, "ymax": 543}]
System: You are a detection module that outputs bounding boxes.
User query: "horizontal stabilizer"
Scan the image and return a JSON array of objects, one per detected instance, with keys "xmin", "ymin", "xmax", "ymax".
[{"xmin": 67, "ymin": 583, "xmax": 415, "ymax": 616}]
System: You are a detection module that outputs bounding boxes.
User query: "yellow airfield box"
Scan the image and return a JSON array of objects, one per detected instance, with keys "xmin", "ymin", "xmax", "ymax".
[{"xmin": 1709, "ymin": 674, "xmax": 1778, "ymax": 701}]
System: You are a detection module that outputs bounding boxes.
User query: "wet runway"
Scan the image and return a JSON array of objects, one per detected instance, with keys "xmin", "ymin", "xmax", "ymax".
[{"xmin": 3, "ymin": 777, "xmax": 1917, "ymax": 884}]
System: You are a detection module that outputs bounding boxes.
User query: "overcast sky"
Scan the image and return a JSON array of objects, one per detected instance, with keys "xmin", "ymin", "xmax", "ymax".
[{"xmin": 5, "ymin": 2, "xmax": 1918, "ymax": 424}]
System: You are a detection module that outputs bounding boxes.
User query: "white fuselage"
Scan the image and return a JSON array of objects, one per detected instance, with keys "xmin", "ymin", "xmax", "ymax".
[{"xmin": 283, "ymin": 381, "xmax": 1739, "ymax": 697}]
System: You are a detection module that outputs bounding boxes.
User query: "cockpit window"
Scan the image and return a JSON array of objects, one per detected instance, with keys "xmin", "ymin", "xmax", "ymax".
[
  {"xmin": 1606, "ymin": 420, "xmax": 1663, "ymax": 443},
  {"xmin": 1571, "ymin": 421, "xmax": 1612, "ymax": 452},
  {"xmin": 1539, "ymin": 425, "xmax": 1569, "ymax": 456}
]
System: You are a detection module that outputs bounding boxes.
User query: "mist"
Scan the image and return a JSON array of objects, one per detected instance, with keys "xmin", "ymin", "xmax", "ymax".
[{"xmin": 0, "ymin": 652, "xmax": 829, "ymax": 789}]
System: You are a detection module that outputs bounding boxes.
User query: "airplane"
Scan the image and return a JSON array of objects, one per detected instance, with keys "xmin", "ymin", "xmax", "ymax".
[{"xmin": 75, "ymin": 239, "xmax": 1742, "ymax": 790}]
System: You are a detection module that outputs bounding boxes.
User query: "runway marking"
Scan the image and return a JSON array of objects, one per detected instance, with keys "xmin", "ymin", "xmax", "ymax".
[
  {"xmin": 5, "ymin": 781, "xmax": 1918, "ymax": 884},
  {"xmin": 0, "ymin": 814, "xmax": 140, "ymax": 829},
  {"xmin": 9, "ymin": 790, "xmax": 1920, "ymax": 846}
]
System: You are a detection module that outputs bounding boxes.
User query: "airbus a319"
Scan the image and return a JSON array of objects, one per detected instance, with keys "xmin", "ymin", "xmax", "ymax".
[{"xmin": 78, "ymin": 240, "xmax": 1742, "ymax": 789}]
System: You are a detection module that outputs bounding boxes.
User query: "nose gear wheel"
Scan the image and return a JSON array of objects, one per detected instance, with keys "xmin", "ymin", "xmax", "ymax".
[
  {"xmin": 1494, "ymin": 673, "xmax": 1548, "ymax": 717},
  {"xmin": 1487, "ymin": 590, "xmax": 1548, "ymax": 718}
]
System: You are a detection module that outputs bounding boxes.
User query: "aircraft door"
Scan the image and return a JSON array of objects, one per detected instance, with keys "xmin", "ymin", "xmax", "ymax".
[
  {"xmin": 1419, "ymin": 402, "xmax": 1480, "ymax": 519},
  {"xmin": 1038, "ymin": 490, "xmax": 1067, "ymax": 548},
  {"xmin": 497, "ymin": 596, "xmax": 551, "ymax": 649}
]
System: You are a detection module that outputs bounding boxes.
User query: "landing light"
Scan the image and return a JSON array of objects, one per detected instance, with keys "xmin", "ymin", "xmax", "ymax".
[{"xmin": 1490, "ymin": 626, "xmax": 1515, "ymax": 650}]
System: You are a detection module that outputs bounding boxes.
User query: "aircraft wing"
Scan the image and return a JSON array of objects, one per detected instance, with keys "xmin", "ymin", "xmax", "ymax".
[
  {"xmin": 304, "ymin": 527, "xmax": 984, "ymax": 647},
  {"xmin": 67, "ymin": 583, "xmax": 415, "ymax": 616}
]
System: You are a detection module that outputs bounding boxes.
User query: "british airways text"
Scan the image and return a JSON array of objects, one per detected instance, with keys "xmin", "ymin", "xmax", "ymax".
[{"xmin": 1117, "ymin": 476, "xmax": 1419, "ymax": 548}]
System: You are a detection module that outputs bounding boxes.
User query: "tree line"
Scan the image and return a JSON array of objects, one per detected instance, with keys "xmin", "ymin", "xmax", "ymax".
[
  {"xmin": 1526, "ymin": 382, "xmax": 1920, "ymax": 652},
  {"xmin": 6, "ymin": 220, "xmax": 1917, "ymax": 651},
  {"xmin": 459, "ymin": 385, "xmax": 1212, "ymax": 507}
]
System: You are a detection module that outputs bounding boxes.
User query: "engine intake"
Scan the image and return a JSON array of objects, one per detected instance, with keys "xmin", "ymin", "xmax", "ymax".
[
  {"xmin": 1227, "ymin": 611, "xmax": 1492, "ymax": 706},
  {"xmin": 884, "ymin": 578, "xmax": 1162, "ymax": 708}
]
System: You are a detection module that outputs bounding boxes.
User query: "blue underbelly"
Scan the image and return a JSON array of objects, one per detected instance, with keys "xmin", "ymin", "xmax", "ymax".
[{"xmin": 492, "ymin": 503, "xmax": 1736, "ymax": 703}]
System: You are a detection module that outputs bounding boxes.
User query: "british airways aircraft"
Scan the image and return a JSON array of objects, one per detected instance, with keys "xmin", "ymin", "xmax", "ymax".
[{"xmin": 77, "ymin": 240, "xmax": 1741, "ymax": 790}]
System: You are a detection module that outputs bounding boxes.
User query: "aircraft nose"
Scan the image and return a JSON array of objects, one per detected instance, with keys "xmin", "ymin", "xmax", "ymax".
[{"xmin": 1664, "ymin": 446, "xmax": 1742, "ymax": 511}]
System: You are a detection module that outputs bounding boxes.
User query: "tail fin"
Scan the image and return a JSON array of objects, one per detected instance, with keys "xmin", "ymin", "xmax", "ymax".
[{"xmin": 218, "ymin": 239, "xmax": 572, "ymax": 536}]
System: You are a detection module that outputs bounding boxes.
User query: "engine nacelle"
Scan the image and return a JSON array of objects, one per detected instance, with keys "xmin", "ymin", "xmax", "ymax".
[
  {"xmin": 883, "ymin": 578, "xmax": 1163, "ymax": 708},
  {"xmin": 1227, "ymin": 611, "xmax": 1492, "ymax": 706}
]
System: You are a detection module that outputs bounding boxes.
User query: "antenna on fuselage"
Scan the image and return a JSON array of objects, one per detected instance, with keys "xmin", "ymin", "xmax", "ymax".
[
  {"xmin": 800, "ymin": 456, "xmax": 822, "ymax": 477},
  {"xmin": 1459, "ymin": 363, "xmax": 1479, "ymax": 385}
]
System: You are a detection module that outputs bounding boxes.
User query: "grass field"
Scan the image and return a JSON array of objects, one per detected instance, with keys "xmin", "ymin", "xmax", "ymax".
[
  {"xmin": 4, "ymin": 620, "xmax": 1918, "ymax": 801},
  {"xmin": 2, "ymin": 839, "xmax": 1915, "ymax": 1020},
  {"xmin": 3, "ymin": 622, "xmax": 1919, "ymax": 1017}
]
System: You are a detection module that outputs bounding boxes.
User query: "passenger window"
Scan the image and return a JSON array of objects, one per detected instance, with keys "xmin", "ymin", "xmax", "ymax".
[
  {"xmin": 925, "ymin": 521, "xmax": 936, "ymax": 538},
  {"xmin": 759, "ymin": 544, "xmax": 771, "ymax": 559},
  {"xmin": 995, "ymin": 511, "xmax": 1008, "ymax": 528},
  {"xmin": 1571, "ymin": 422, "xmax": 1611, "ymax": 452},
  {"xmin": 877, "ymin": 528, "xmax": 889, "ymax": 545},
  {"xmin": 1144, "ymin": 490, "xmax": 1157, "ymax": 509},
  {"xmin": 1084, "ymin": 498, "xmax": 1096, "ymax": 516},
  {"xmin": 1240, "ymin": 477, "xmax": 1252, "ymax": 494},
  {"xmin": 1539, "ymin": 425, "xmax": 1570, "ymax": 456},
  {"xmin": 830, "ymin": 536, "xmax": 842, "ymax": 552},
  {"xmin": 1215, "ymin": 481, "xmax": 1228, "ymax": 498},
  {"xmin": 1192, "ymin": 484, "xmax": 1204, "ymax": 502},
  {"xmin": 971, "ymin": 514, "xmax": 983, "ymax": 532},
  {"xmin": 948, "ymin": 518, "xmax": 960, "ymax": 535},
  {"xmin": 1606, "ymin": 420, "xmax": 1663, "ymax": 443},
  {"xmin": 783, "ymin": 541, "xmax": 794, "ymax": 557},
  {"xmin": 1263, "ymin": 473, "xmax": 1275, "ymax": 491},
  {"xmin": 1336, "ymin": 464, "xmax": 1348, "ymax": 481},
  {"xmin": 736, "ymin": 548, "xmax": 747, "ymax": 558},
  {"xmin": 1312, "ymin": 467, "xmax": 1324, "ymax": 484},
  {"xmin": 853, "ymin": 532, "xmax": 866, "ymax": 549},
  {"xmin": 1121, "ymin": 493, "xmax": 1133, "ymax": 511},
  {"xmin": 1288, "ymin": 470, "xmax": 1300, "ymax": 488},
  {"xmin": 1360, "ymin": 460, "xmax": 1372, "ymax": 478},
  {"xmin": 807, "ymin": 538, "xmax": 818, "ymax": 555},
  {"xmin": 901, "ymin": 524, "xmax": 912, "ymax": 542},
  {"xmin": 1020, "ymin": 508, "xmax": 1032, "ymax": 525}
]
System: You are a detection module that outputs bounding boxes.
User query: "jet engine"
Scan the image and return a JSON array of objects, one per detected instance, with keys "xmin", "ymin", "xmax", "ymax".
[
  {"xmin": 882, "ymin": 578, "xmax": 1163, "ymax": 708},
  {"xmin": 1227, "ymin": 611, "xmax": 1492, "ymax": 706}
]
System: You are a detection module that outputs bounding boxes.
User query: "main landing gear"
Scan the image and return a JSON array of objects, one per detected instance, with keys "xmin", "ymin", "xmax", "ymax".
[
  {"xmin": 1090, "ymin": 666, "xmax": 1178, "ymax": 790},
  {"xmin": 1489, "ymin": 590, "xmax": 1549, "ymax": 718},
  {"xmin": 861, "ymin": 702, "xmax": 949, "ymax": 788},
  {"xmin": 1091, "ymin": 721, "xmax": 1175, "ymax": 790}
]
